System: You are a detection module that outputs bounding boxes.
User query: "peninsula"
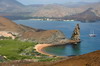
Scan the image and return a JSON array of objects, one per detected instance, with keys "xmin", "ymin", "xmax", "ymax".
[
  {"xmin": 0, "ymin": 16, "xmax": 80, "ymax": 44},
  {"xmin": 0, "ymin": 16, "xmax": 68, "ymax": 44},
  {"xmin": 0, "ymin": 16, "xmax": 81, "ymax": 58}
]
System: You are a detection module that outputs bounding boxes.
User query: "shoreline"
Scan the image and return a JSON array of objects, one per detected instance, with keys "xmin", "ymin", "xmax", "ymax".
[
  {"xmin": 35, "ymin": 44, "xmax": 57, "ymax": 56},
  {"xmin": 34, "ymin": 40, "xmax": 80, "ymax": 57}
]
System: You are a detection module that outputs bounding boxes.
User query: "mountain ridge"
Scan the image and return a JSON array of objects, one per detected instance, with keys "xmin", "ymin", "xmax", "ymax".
[
  {"xmin": 63, "ymin": 8, "xmax": 100, "ymax": 22},
  {"xmin": 0, "ymin": 0, "xmax": 100, "ymax": 22},
  {"xmin": 0, "ymin": 0, "xmax": 24, "ymax": 11}
]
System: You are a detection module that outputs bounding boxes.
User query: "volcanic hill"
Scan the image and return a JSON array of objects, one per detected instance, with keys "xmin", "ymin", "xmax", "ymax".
[{"xmin": 0, "ymin": 16, "xmax": 68, "ymax": 44}]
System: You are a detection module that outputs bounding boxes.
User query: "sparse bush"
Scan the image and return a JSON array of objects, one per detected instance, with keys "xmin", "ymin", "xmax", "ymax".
[{"xmin": 0, "ymin": 40, "xmax": 37, "ymax": 61}]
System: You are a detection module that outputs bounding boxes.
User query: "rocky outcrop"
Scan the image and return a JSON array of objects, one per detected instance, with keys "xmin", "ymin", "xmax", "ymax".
[
  {"xmin": 71, "ymin": 24, "xmax": 80, "ymax": 43},
  {"xmin": 0, "ymin": 31, "xmax": 15, "ymax": 39},
  {"xmin": 0, "ymin": 16, "xmax": 68, "ymax": 44},
  {"xmin": 20, "ymin": 30, "xmax": 68, "ymax": 44}
]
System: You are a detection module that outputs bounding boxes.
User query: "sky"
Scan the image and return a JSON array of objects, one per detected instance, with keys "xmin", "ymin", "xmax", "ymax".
[{"xmin": 17, "ymin": 0, "xmax": 100, "ymax": 5}]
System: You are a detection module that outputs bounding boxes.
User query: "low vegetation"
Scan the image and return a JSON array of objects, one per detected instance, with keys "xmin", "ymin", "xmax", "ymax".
[
  {"xmin": 0, "ymin": 40, "xmax": 61, "ymax": 62},
  {"xmin": 0, "ymin": 40, "xmax": 36, "ymax": 60}
]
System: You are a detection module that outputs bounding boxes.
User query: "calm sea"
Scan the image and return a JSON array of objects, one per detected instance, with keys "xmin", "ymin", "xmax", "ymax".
[{"xmin": 14, "ymin": 20, "xmax": 100, "ymax": 56}]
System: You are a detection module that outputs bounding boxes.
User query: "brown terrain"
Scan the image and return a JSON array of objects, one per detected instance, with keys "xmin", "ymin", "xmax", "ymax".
[
  {"xmin": 32, "ymin": 2, "xmax": 100, "ymax": 19},
  {"xmin": 34, "ymin": 24, "xmax": 81, "ymax": 56},
  {"xmin": 65, "ymin": 8, "xmax": 100, "ymax": 22},
  {"xmin": 0, "ymin": 0, "xmax": 100, "ymax": 21},
  {"xmin": 32, "ymin": 4, "xmax": 85, "ymax": 17},
  {"xmin": 0, "ymin": 16, "xmax": 24, "ymax": 33},
  {"xmin": 0, "ymin": 16, "xmax": 69, "ymax": 44},
  {"xmin": 0, "ymin": 50, "xmax": 100, "ymax": 66},
  {"xmin": 0, "ymin": 10, "xmax": 99, "ymax": 66},
  {"xmin": 0, "ymin": 16, "xmax": 81, "ymax": 44},
  {"xmin": 51, "ymin": 50, "xmax": 100, "ymax": 66}
]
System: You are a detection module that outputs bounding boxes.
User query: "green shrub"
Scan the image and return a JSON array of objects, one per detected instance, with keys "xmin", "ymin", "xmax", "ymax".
[{"xmin": 0, "ymin": 40, "xmax": 37, "ymax": 60}]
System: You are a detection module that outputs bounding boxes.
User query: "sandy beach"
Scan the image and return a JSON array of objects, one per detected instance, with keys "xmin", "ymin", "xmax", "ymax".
[
  {"xmin": 34, "ymin": 39, "xmax": 81, "ymax": 56},
  {"xmin": 34, "ymin": 44, "xmax": 57, "ymax": 56}
]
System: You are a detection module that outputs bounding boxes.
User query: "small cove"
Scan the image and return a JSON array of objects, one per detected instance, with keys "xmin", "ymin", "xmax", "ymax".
[{"xmin": 14, "ymin": 20, "xmax": 100, "ymax": 56}]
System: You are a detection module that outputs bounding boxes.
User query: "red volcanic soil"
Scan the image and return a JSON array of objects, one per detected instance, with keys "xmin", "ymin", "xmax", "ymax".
[
  {"xmin": 0, "ymin": 50, "xmax": 100, "ymax": 66},
  {"xmin": 51, "ymin": 50, "xmax": 100, "ymax": 66}
]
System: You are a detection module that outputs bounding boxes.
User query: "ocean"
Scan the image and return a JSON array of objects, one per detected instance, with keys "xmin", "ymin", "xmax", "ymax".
[{"xmin": 14, "ymin": 20, "xmax": 100, "ymax": 56}]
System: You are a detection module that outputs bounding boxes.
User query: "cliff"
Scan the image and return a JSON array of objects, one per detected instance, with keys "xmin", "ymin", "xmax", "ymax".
[
  {"xmin": 71, "ymin": 24, "xmax": 80, "ymax": 43},
  {"xmin": 0, "ymin": 16, "xmax": 68, "ymax": 44}
]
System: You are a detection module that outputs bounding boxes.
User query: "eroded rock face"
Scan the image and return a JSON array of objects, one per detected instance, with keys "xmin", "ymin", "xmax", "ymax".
[
  {"xmin": 18, "ymin": 27, "xmax": 69, "ymax": 44},
  {"xmin": 71, "ymin": 24, "xmax": 80, "ymax": 41},
  {"xmin": 0, "ymin": 16, "xmax": 68, "ymax": 44},
  {"xmin": 20, "ymin": 30, "xmax": 68, "ymax": 44}
]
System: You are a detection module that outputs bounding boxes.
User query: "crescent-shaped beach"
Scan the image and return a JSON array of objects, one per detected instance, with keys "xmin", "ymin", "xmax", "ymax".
[
  {"xmin": 35, "ymin": 44, "xmax": 56, "ymax": 56},
  {"xmin": 34, "ymin": 40, "xmax": 80, "ymax": 56}
]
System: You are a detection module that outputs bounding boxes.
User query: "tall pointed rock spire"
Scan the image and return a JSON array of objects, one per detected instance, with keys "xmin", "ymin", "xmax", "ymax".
[{"xmin": 71, "ymin": 24, "xmax": 80, "ymax": 42}]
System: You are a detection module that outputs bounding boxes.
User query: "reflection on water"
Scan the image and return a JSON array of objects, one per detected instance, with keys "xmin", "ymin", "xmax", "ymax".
[
  {"xmin": 44, "ymin": 44, "xmax": 81, "ymax": 56},
  {"xmin": 72, "ymin": 44, "xmax": 81, "ymax": 56}
]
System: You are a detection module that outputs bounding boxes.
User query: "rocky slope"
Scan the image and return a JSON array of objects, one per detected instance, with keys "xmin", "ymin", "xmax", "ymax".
[
  {"xmin": 0, "ymin": 50, "xmax": 100, "ymax": 66},
  {"xmin": 63, "ymin": 8, "xmax": 100, "ymax": 22},
  {"xmin": 0, "ymin": 16, "xmax": 68, "ymax": 44},
  {"xmin": 0, "ymin": 0, "xmax": 38, "ymax": 18},
  {"xmin": 32, "ymin": 2, "xmax": 100, "ymax": 18},
  {"xmin": 0, "ymin": 0, "xmax": 24, "ymax": 12},
  {"xmin": 0, "ymin": 16, "xmax": 24, "ymax": 33},
  {"xmin": 20, "ymin": 30, "xmax": 67, "ymax": 44},
  {"xmin": 32, "ymin": 4, "xmax": 85, "ymax": 17},
  {"xmin": 51, "ymin": 50, "xmax": 100, "ymax": 66},
  {"xmin": 80, "ymin": 2, "xmax": 100, "ymax": 17}
]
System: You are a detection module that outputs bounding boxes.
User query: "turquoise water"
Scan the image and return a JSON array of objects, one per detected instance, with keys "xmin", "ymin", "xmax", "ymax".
[{"xmin": 14, "ymin": 20, "xmax": 100, "ymax": 56}]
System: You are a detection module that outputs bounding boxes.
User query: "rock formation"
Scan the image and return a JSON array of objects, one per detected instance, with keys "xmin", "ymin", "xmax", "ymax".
[
  {"xmin": 0, "ymin": 16, "xmax": 82, "ymax": 44},
  {"xmin": 71, "ymin": 24, "xmax": 80, "ymax": 43},
  {"xmin": 20, "ymin": 30, "xmax": 68, "ymax": 44},
  {"xmin": 0, "ymin": 16, "xmax": 68, "ymax": 44}
]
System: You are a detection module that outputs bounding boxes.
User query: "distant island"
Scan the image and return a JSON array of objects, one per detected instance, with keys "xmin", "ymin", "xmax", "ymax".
[{"xmin": 0, "ymin": 0, "xmax": 100, "ymax": 22}]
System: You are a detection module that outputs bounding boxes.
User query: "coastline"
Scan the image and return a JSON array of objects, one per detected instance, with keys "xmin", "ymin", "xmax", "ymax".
[
  {"xmin": 34, "ymin": 40, "xmax": 80, "ymax": 57},
  {"xmin": 34, "ymin": 44, "xmax": 57, "ymax": 56}
]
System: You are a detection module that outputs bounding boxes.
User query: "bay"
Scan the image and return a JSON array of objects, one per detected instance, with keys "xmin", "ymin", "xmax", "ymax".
[{"xmin": 14, "ymin": 20, "xmax": 100, "ymax": 56}]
